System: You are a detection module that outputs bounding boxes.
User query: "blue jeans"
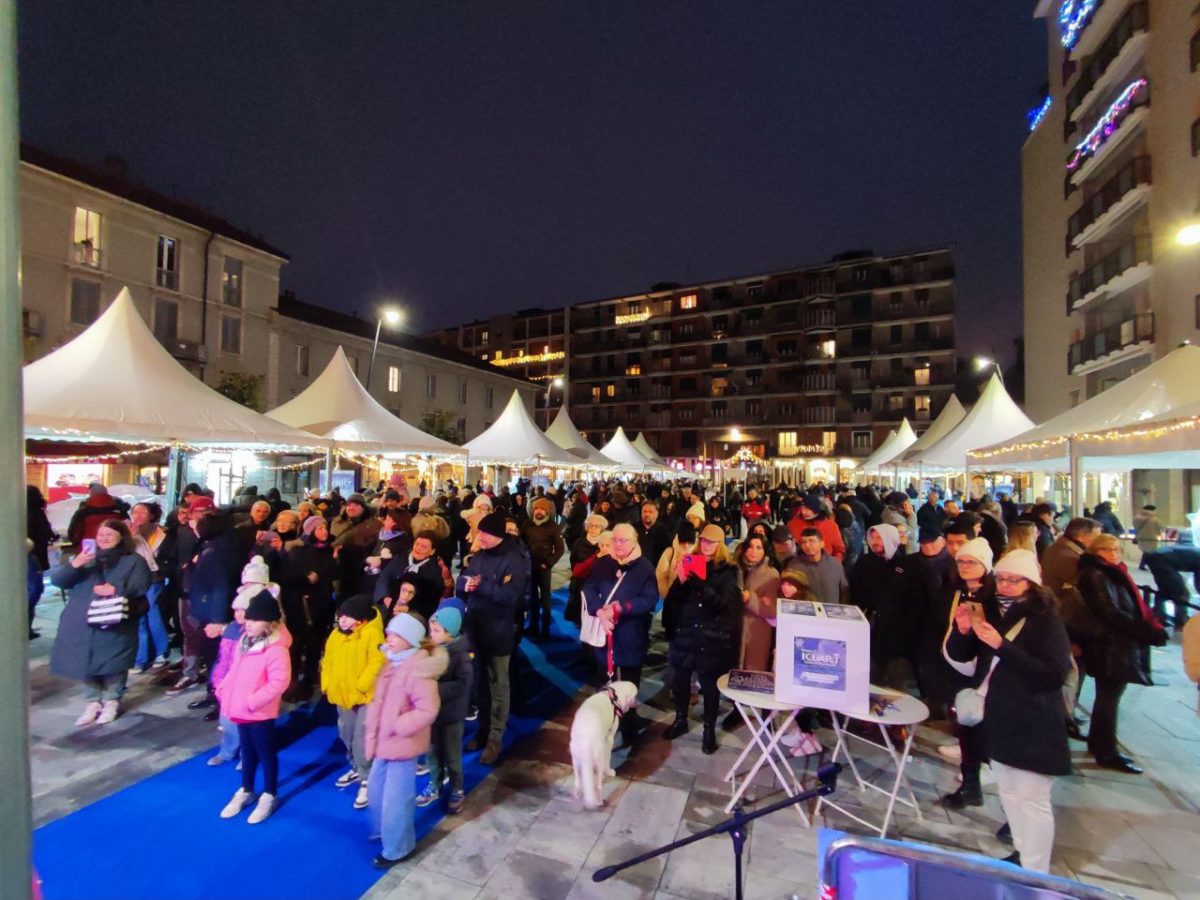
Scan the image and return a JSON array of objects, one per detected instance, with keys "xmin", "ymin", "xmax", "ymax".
[
  {"xmin": 216, "ymin": 714, "xmax": 240, "ymax": 761},
  {"xmin": 135, "ymin": 581, "xmax": 170, "ymax": 668},
  {"xmin": 368, "ymin": 758, "xmax": 416, "ymax": 861}
]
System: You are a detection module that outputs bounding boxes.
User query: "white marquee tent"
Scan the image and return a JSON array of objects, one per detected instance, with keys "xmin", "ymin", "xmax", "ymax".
[
  {"xmin": 601, "ymin": 427, "xmax": 669, "ymax": 471},
  {"xmin": 265, "ymin": 346, "xmax": 463, "ymax": 457},
  {"xmin": 23, "ymin": 287, "xmax": 321, "ymax": 448},
  {"xmin": 858, "ymin": 419, "xmax": 917, "ymax": 474},
  {"xmin": 544, "ymin": 406, "xmax": 618, "ymax": 468},
  {"xmin": 1065, "ymin": 400, "xmax": 1200, "ymax": 470},
  {"xmin": 463, "ymin": 390, "xmax": 578, "ymax": 466},
  {"xmin": 896, "ymin": 395, "xmax": 967, "ymax": 466},
  {"xmin": 632, "ymin": 432, "xmax": 669, "ymax": 467},
  {"xmin": 913, "ymin": 374, "xmax": 1034, "ymax": 471}
]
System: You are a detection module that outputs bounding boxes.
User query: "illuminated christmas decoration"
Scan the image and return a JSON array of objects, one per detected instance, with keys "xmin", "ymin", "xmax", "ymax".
[
  {"xmin": 966, "ymin": 415, "xmax": 1200, "ymax": 461},
  {"xmin": 488, "ymin": 349, "xmax": 565, "ymax": 367},
  {"xmin": 1027, "ymin": 95, "xmax": 1052, "ymax": 133},
  {"xmin": 25, "ymin": 443, "xmax": 174, "ymax": 464},
  {"xmin": 1066, "ymin": 79, "xmax": 1147, "ymax": 171},
  {"xmin": 1058, "ymin": 0, "xmax": 1099, "ymax": 51},
  {"xmin": 721, "ymin": 446, "xmax": 767, "ymax": 467},
  {"xmin": 614, "ymin": 310, "xmax": 651, "ymax": 325}
]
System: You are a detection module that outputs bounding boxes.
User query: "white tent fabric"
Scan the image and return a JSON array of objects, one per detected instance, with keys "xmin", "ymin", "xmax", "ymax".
[
  {"xmin": 463, "ymin": 390, "xmax": 578, "ymax": 465},
  {"xmin": 967, "ymin": 344, "xmax": 1200, "ymax": 471},
  {"xmin": 601, "ymin": 427, "xmax": 667, "ymax": 470},
  {"xmin": 855, "ymin": 429, "xmax": 895, "ymax": 472},
  {"xmin": 544, "ymin": 406, "xmax": 618, "ymax": 467},
  {"xmin": 23, "ymin": 287, "xmax": 322, "ymax": 448},
  {"xmin": 1066, "ymin": 400, "xmax": 1200, "ymax": 470},
  {"xmin": 916, "ymin": 374, "xmax": 1034, "ymax": 471},
  {"xmin": 632, "ymin": 432, "xmax": 669, "ymax": 467},
  {"xmin": 265, "ymin": 347, "xmax": 463, "ymax": 456},
  {"xmin": 859, "ymin": 420, "xmax": 917, "ymax": 473},
  {"xmin": 896, "ymin": 395, "xmax": 967, "ymax": 464}
]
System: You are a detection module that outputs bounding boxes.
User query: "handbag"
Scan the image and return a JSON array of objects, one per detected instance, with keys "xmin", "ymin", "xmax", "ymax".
[
  {"xmin": 580, "ymin": 570, "xmax": 624, "ymax": 650},
  {"xmin": 87, "ymin": 594, "xmax": 130, "ymax": 629},
  {"xmin": 954, "ymin": 618, "xmax": 1026, "ymax": 727}
]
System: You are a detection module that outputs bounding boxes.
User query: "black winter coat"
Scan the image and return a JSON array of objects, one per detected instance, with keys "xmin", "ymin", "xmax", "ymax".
[
  {"xmin": 1076, "ymin": 554, "xmax": 1163, "ymax": 685},
  {"xmin": 635, "ymin": 521, "xmax": 671, "ymax": 570},
  {"xmin": 50, "ymin": 550, "xmax": 152, "ymax": 680},
  {"xmin": 375, "ymin": 553, "xmax": 444, "ymax": 622},
  {"xmin": 945, "ymin": 592, "xmax": 1072, "ymax": 776},
  {"xmin": 664, "ymin": 560, "xmax": 742, "ymax": 675},
  {"xmin": 567, "ymin": 536, "xmax": 600, "ymax": 626},
  {"xmin": 456, "ymin": 537, "xmax": 528, "ymax": 656},
  {"xmin": 184, "ymin": 521, "xmax": 239, "ymax": 626},
  {"xmin": 280, "ymin": 540, "xmax": 337, "ymax": 629},
  {"xmin": 435, "ymin": 633, "xmax": 474, "ymax": 724}
]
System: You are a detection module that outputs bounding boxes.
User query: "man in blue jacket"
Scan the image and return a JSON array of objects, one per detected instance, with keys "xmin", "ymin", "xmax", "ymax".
[{"xmin": 456, "ymin": 510, "xmax": 528, "ymax": 765}]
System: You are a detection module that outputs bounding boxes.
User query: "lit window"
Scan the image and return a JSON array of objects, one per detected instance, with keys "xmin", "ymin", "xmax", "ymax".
[
  {"xmin": 606, "ymin": 384, "xmax": 616, "ymax": 398},
  {"xmin": 222, "ymin": 257, "xmax": 243, "ymax": 307},
  {"xmin": 916, "ymin": 395, "xmax": 931, "ymax": 417},
  {"xmin": 626, "ymin": 364, "xmax": 641, "ymax": 376},
  {"xmin": 821, "ymin": 339, "xmax": 836, "ymax": 358},
  {"xmin": 153, "ymin": 297, "xmax": 178, "ymax": 344},
  {"xmin": 295, "ymin": 345, "xmax": 309, "ymax": 377},
  {"xmin": 220, "ymin": 314, "xmax": 241, "ymax": 354},
  {"xmin": 480, "ymin": 329, "xmax": 489, "ymax": 345},
  {"xmin": 73, "ymin": 207, "xmax": 102, "ymax": 266},
  {"xmin": 822, "ymin": 430, "xmax": 836, "ymax": 451},
  {"xmin": 914, "ymin": 365, "xmax": 930, "ymax": 386},
  {"xmin": 494, "ymin": 351, "xmax": 501, "ymax": 360},
  {"xmin": 888, "ymin": 395, "xmax": 904, "ymax": 412},
  {"xmin": 388, "ymin": 366, "xmax": 400, "ymax": 393},
  {"xmin": 591, "ymin": 386, "xmax": 601, "ymax": 402},
  {"xmin": 779, "ymin": 432, "xmax": 799, "ymax": 455},
  {"xmin": 679, "ymin": 294, "xmax": 698, "ymax": 310},
  {"xmin": 425, "ymin": 374, "xmax": 437, "ymax": 398},
  {"xmin": 157, "ymin": 235, "xmax": 178, "ymax": 289}
]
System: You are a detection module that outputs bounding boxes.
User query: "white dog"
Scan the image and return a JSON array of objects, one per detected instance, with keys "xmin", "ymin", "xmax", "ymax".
[{"xmin": 570, "ymin": 681, "xmax": 639, "ymax": 809}]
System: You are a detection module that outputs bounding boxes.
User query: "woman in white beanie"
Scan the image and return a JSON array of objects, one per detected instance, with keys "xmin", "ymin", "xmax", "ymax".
[{"xmin": 944, "ymin": 547, "xmax": 1070, "ymax": 873}]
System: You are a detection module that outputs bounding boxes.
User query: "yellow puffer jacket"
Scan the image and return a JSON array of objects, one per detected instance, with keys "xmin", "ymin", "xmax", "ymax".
[{"xmin": 320, "ymin": 608, "xmax": 386, "ymax": 708}]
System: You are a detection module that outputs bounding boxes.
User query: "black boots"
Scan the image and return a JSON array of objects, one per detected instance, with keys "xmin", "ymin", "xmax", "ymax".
[
  {"xmin": 942, "ymin": 770, "xmax": 983, "ymax": 809},
  {"xmin": 702, "ymin": 721, "xmax": 718, "ymax": 755},
  {"xmin": 664, "ymin": 715, "xmax": 689, "ymax": 740}
]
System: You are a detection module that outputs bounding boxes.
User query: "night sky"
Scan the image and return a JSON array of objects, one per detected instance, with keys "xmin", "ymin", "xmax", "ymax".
[{"xmin": 18, "ymin": 2, "xmax": 1045, "ymax": 360}]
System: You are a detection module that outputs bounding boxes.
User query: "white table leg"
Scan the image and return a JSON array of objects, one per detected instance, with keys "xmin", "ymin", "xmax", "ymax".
[{"xmin": 876, "ymin": 723, "xmax": 922, "ymax": 837}]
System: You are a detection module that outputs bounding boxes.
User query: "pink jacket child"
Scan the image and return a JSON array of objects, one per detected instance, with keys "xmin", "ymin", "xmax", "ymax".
[
  {"xmin": 364, "ymin": 645, "xmax": 447, "ymax": 762},
  {"xmin": 216, "ymin": 623, "xmax": 293, "ymax": 723}
]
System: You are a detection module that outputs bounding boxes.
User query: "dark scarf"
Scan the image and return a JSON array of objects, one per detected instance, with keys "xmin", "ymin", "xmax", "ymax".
[{"xmin": 1098, "ymin": 556, "xmax": 1161, "ymax": 630}]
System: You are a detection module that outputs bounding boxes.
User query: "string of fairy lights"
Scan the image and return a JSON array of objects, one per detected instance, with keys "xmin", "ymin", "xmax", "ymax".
[{"xmin": 967, "ymin": 416, "xmax": 1200, "ymax": 462}]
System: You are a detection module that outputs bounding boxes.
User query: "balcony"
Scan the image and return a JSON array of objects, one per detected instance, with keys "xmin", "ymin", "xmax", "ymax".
[
  {"xmin": 1066, "ymin": 0, "xmax": 1138, "ymax": 60},
  {"xmin": 805, "ymin": 342, "xmax": 837, "ymax": 361},
  {"xmin": 851, "ymin": 409, "xmax": 873, "ymax": 424},
  {"xmin": 1068, "ymin": 80, "xmax": 1149, "ymax": 188},
  {"xmin": 1065, "ymin": 2, "xmax": 1149, "ymax": 124},
  {"xmin": 1066, "ymin": 234, "xmax": 1152, "ymax": 312},
  {"xmin": 1066, "ymin": 155, "xmax": 1151, "ymax": 252},
  {"xmin": 801, "ymin": 309, "xmax": 836, "ymax": 332},
  {"xmin": 803, "ymin": 373, "xmax": 836, "ymax": 392},
  {"xmin": 801, "ymin": 406, "xmax": 836, "ymax": 426},
  {"xmin": 1068, "ymin": 311, "xmax": 1154, "ymax": 375}
]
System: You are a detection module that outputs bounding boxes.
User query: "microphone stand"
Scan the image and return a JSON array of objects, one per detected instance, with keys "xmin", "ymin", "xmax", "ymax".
[{"xmin": 592, "ymin": 762, "xmax": 842, "ymax": 900}]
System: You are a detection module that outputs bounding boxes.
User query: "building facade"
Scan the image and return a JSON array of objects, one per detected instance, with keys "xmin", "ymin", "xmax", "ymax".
[
  {"xmin": 19, "ymin": 145, "xmax": 537, "ymax": 442},
  {"xmin": 430, "ymin": 249, "xmax": 957, "ymax": 461},
  {"xmin": 1024, "ymin": 1, "xmax": 1200, "ymax": 423}
]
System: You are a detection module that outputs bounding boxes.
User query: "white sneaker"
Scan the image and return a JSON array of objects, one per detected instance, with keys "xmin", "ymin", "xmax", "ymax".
[
  {"xmin": 220, "ymin": 788, "xmax": 254, "ymax": 819},
  {"xmin": 95, "ymin": 700, "xmax": 120, "ymax": 725},
  {"xmin": 937, "ymin": 744, "xmax": 963, "ymax": 762},
  {"xmin": 779, "ymin": 723, "xmax": 803, "ymax": 748},
  {"xmin": 247, "ymin": 792, "xmax": 276, "ymax": 824},
  {"xmin": 334, "ymin": 768, "xmax": 360, "ymax": 789},
  {"xmin": 74, "ymin": 702, "xmax": 103, "ymax": 728},
  {"xmin": 353, "ymin": 784, "xmax": 369, "ymax": 809},
  {"xmin": 207, "ymin": 755, "xmax": 229, "ymax": 767}
]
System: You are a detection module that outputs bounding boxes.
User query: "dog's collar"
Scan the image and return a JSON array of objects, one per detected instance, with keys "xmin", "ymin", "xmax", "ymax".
[{"xmin": 604, "ymin": 685, "xmax": 625, "ymax": 719}]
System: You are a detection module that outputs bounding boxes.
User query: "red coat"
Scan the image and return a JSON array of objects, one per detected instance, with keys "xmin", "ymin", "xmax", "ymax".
[{"xmin": 787, "ymin": 514, "xmax": 845, "ymax": 561}]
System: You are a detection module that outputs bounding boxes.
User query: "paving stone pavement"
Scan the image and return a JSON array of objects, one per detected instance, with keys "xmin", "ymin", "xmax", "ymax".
[{"xmin": 28, "ymin": 567, "xmax": 1200, "ymax": 899}]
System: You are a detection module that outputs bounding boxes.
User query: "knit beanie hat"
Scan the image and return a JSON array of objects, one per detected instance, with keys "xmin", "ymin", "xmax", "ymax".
[
  {"xmin": 188, "ymin": 495, "xmax": 215, "ymax": 513},
  {"xmin": 686, "ymin": 501, "xmax": 706, "ymax": 523},
  {"xmin": 478, "ymin": 510, "xmax": 507, "ymax": 538},
  {"xmin": 473, "ymin": 494, "xmax": 494, "ymax": 511},
  {"xmin": 241, "ymin": 555, "xmax": 270, "ymax": 586},
  {"xmin": 245, "ymin": 589, "xmax": 282, "ymax": 622},
  {"xmin": 995, "ymin": 548, "xmax": 1041, "ymax": 585},
  {"xmin": 338, "ymin": 594, "xmax": 375, "ymax": 622},
  {"xmin": 386, "ymin": 611, "xmax": 426, "ymax": 648},
  {"xmin": 430, "ymin": 606, "xmax": 463, "ymax": 638},
  {"xmin": 779, "ymin": 570, "xmax": 810, "ymax": 594},
  {"xmin": 346, "ymin": 493, "xmax": 367, "ymax": 508},
  {"xmin": 436, "ymin": 596, "xmax": 467, "ymax": 617},
  {"xmin": 531, "ymin": 497, "xmax": 554, "ymax": 518},
  {"xmin": 957, "ymin": 537, "xmax": 994, "ymax": 572},
  {"xmin": 302, "ymin": 515, "xmax": 327, "ymax": 537},
  {"xmin": 418, "ymin": 495, "xmax": 436, "ymax": 512}
]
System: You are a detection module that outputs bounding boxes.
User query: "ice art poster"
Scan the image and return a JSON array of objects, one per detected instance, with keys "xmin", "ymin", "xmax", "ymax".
[{"xmin": 792, "ymin": 637, "xmax": 847, "ymax": 691}]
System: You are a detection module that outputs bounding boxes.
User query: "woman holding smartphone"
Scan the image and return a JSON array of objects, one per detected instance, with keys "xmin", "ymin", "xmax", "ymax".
[
  {"xmin": 51, "ymin": 519, "xmax": 152, "ymax": 726},
  {"xmin": 662, "ymin": 523, "xmax": 742, "ymax": 754}
]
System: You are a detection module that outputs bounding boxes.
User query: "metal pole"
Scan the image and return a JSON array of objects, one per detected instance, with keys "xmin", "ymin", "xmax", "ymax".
[
  {"xmin": 364, "ymin": 317, "xmax": 382, "ymax": 391},
  {"xmin": 1, "ymin": 1, "xmax": 33, "ymax": 893},
  {"xmin": 324, "ymin": 445, "xmax": 336, "ymax": 495}
]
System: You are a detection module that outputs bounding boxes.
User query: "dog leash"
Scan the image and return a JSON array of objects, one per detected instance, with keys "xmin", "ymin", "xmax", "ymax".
[{"xmin": 604, "ymin": 684, "xmax": 625, "ymax": 719}]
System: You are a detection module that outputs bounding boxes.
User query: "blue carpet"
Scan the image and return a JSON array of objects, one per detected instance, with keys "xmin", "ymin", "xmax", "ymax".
[{"xmin": 34, "ymin": 587, "xmax": 588, "ymax": 900}]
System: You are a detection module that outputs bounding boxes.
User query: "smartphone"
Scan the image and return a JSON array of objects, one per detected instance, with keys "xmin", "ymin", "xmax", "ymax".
[
  {"xmin": 81, "ymin": 538, "xmax": 97, "ymax": 555},
  {"xmin": 681, "ymin": 554, "xmax": 708, "ymax": 580}
]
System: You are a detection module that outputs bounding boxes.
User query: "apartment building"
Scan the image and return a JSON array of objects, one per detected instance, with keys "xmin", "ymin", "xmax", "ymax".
[
  {"xmin": 18, "ymin": 144, "xmax": 537, "ymax": 441},
  {"xmin": 430, "ymin": 249, "xmax": 957, "ymax": 461},
  {"xmin": 1024, "ymin": 1, "xmax": 1200, "ymax": 422}
]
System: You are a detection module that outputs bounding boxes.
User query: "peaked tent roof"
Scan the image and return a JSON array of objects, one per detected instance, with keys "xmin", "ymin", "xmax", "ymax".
[
  {"xmin": 265, "ymin": 347, "xmax": 462, "ymax": 456},
  {"xmin": 916, "ymin": 373, "xmax": 1034, "ymax": 470},
  {"xmin": 968, "ymin": 344, "xmax": 1200, "ymax": 470},
  {"xmin": 544, "ymin": 406, "xmax": 619, "ymax": 467},
  {"xmin": 600, "ymin": 427, "xmax": 669, "ymax": 471},
  {"xmin": 897, "ymin": 395, "xmax": 967, "ymax": 464},
  {"xmin": 1066, "ymin": 399, "xmax": 1200, "ymax": 470},
  {"xmin": 463, "ymin": 391, "xmax": 578, "ymax": 465},
  {"xmin": 632, "ymin": 432, "xmax": 668, "ymax": 467},
  {"xmin": 859, "ymin": 420, "xmax": 917, "ymax": 473},
  {"xmin": 23, "ymin": 287, "xmax": 321, "ymax": 448}
]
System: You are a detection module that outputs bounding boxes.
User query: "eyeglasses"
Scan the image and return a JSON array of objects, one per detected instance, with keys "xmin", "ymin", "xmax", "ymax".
[{"xmin": 995, "ymin": 575, "xmax": 1028, "ymax": 587}]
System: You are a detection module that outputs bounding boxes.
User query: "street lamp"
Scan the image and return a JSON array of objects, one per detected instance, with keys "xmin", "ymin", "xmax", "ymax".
[
  {"xmin": 974, "ymin": 355, "xmax": 1004, "ymax": 385},
  {"xmin": 1177, "ymin": 223, "xmax": 1200, "ymax": 246},
  {"xmin": 365, "ymin": 306, "xmax": 403, "ymax": 391},
  {"xmin": 543, "ymin": 376, "xmax": 564, "ymax": 425}
]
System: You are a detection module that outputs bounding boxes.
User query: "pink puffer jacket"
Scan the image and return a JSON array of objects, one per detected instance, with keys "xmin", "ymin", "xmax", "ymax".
[
  {"xmin": 364, "ymin": 646, "xmax": 447, "ymax": 762},
  {"xmin": 216, "ymin": 626, "xmax": 293, "ymax": 723}
]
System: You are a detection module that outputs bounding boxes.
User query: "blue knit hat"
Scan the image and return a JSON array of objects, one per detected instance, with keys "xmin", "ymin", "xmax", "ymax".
[{"xmin": 430, "ymin": 606, "xmax": 463, "ymax": 638}]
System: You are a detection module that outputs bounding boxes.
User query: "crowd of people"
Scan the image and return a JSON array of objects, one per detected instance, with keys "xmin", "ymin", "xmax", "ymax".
[{"xmin": 27, "ymin": 474, "xmax": 1199, "ymax": 873}]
